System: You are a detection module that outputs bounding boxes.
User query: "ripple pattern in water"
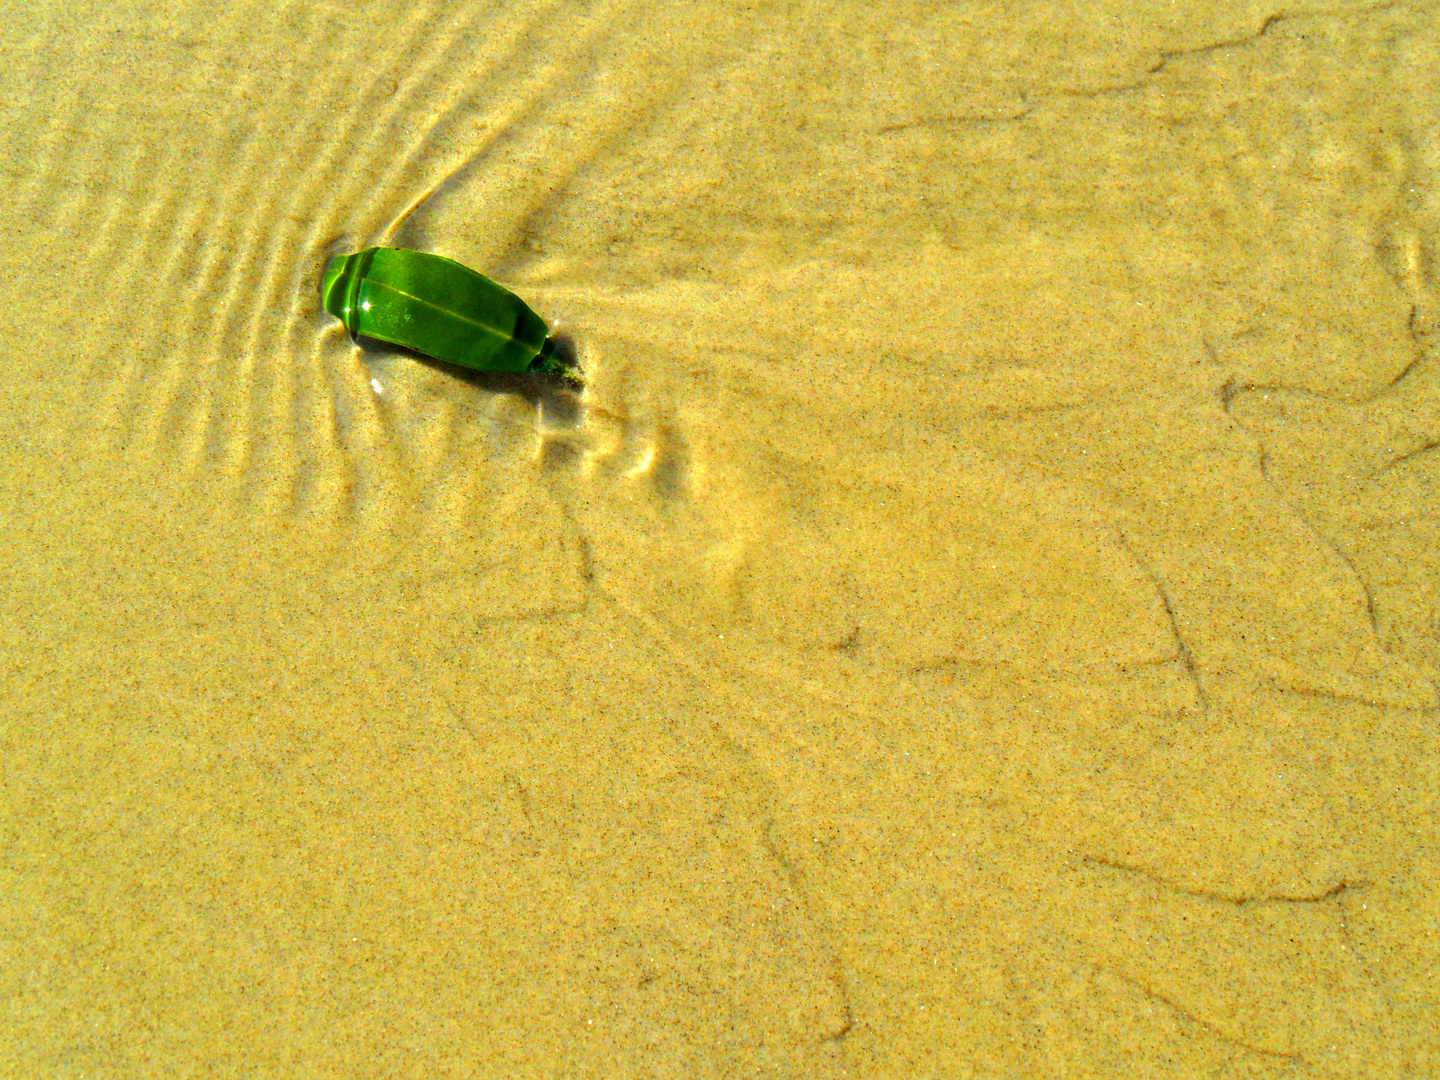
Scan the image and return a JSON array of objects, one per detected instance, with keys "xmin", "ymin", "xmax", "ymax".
[{"xmin": 4, "ymin": 0, "xmax": 1440, "ymax": 1073}]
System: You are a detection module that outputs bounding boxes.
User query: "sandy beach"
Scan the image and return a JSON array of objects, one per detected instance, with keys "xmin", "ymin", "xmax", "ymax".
[{"xmin": 2, "ymin": 0, "xmax": 1437, "ymax": 1074}]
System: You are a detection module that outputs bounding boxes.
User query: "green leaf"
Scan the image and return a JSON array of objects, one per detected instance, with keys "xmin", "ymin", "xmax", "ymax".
[{"xmin": 321, "ymin": 247, "xmax": 566, "ymax": 375}]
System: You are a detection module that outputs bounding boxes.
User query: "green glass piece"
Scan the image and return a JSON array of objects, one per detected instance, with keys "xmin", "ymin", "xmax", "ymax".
[{"xmin": 321, "ymin": 247, "xmax": 566, "ymax": 375}]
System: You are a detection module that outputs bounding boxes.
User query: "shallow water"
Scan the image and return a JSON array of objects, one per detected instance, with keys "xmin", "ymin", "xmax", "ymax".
[{"xmin": 2, "ymin": 1, "xmax": 1438, "ymax": 1074}]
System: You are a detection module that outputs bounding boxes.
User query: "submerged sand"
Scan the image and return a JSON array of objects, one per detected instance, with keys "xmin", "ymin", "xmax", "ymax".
[{"xmin": 2, "ymin": 0, "xmax": 1437, "ymax": 1074}]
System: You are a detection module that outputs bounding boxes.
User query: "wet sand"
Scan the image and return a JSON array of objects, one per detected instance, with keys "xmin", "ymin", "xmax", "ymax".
[{"xmin": 2, "ymin": 1, "xmax": 1437, "ymax": 1074}]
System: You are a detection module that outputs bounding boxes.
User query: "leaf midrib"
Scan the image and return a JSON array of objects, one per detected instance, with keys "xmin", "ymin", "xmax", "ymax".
[{"xmin": 368, "ymin": 277, "xmax": 513, "ymax": 343}]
